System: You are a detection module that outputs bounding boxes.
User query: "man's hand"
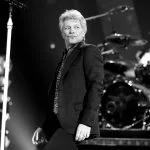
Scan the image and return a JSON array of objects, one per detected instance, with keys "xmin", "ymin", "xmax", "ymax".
[
  {"xmin": 32, "ymin": 127, "xmax": 48, "ymax": 146},
  {"xmin": 75, "ymin": 124, "xmax": 91, "ymax": 142}
]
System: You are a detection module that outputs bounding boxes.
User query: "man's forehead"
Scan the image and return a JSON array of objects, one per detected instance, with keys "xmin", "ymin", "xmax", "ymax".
[{"xmin": 64, "ymin": 19, "xmax": 80, "ymax": 25}]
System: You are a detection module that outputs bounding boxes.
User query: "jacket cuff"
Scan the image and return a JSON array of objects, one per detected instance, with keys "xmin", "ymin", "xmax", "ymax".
[{"xmin": 79, "ymin": 109, "xmax": 98, "ymax": 127}]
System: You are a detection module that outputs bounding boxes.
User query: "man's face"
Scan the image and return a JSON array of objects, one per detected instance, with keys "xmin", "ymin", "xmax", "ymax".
[{"xmin": 62, "ymin": 19, "xmax": 85, "ymax": 46}]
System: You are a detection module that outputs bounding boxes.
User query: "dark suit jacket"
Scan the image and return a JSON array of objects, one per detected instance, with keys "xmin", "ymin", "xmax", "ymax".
[{"xmin": 42, "ymin": 41, "xmax": 104, "ymax": 140}]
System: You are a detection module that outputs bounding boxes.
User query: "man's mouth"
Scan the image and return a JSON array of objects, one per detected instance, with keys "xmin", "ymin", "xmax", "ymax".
[{"xmin": 68, "ymin": 36, "xmax": 77, "ymax": 38}]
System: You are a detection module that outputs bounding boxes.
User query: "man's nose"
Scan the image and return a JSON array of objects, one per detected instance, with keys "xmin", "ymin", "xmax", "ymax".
[{"xmin": 69, "ymin": 27, "xmax": 75, "ymax": 33}]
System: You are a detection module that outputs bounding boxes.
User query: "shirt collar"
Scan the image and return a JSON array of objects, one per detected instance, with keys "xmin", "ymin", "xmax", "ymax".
[{"xmin": 64, "ymin": 41, "xmax": 85, "ymax": 55}]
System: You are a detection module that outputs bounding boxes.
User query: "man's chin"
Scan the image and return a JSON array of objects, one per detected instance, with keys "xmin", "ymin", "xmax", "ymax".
[
  {"xmin": 68, "ymin": 39, "xmax": 77, "ymax": 43},
  {"xmin": 69, "ymin": 39, "xmax": 82, "ymax": 44}
]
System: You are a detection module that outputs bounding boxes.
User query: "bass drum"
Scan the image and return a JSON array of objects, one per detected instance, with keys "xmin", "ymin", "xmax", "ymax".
[{"xmin": 100, "ymin": 80, "xmax": 149, "ymax": 129}]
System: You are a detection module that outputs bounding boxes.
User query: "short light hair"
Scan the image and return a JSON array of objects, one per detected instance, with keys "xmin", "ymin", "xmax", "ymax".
[{"xmin": 59, "ymin": 9, "xmax": 87, "ymax": 34}]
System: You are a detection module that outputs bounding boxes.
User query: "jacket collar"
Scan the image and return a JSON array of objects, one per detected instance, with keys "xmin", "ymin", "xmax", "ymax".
[
  {"xmin": 63, "ymin": 41, "xmax": 85, "ymax": 55},
  {"xmin": 62, "ymin": 41, "xmax": 85, "ymax": 78}
]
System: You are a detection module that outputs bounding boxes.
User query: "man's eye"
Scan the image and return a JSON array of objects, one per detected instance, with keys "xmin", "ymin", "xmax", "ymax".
[
  {"xmin": 64, "ymin": 27, "xmax": 70, "ymax": 30},
  {"xmin": 75, "ymin": 26, "xmax": 80, "ymax": 29}
]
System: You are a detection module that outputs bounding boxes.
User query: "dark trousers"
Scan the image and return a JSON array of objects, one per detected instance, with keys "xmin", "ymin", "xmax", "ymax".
[{"xmin": 41, "ymin": 128, "xmax": 78, "ymax": 150}]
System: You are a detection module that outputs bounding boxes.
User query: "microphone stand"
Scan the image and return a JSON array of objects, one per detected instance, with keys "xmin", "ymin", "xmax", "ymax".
[
  {"xmin": 85, "ymin": 5, "xmax": 134, "ymax": 21},
  {"xmin": 0, "ymin": 3, "xmax": 13, "ymax": 150},
  {"xmin": 1, "ymin": 1, "xmax": 26, "ymax": 149}
]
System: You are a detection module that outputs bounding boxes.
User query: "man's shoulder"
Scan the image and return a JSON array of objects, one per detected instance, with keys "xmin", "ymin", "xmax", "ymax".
[
  {"xmin": 82, "ymin": 43, "xmax": 99, "ymax": 54},
  {"xmin": 84, "ymin": 43, "xmax": 98, "ymax": 48}
]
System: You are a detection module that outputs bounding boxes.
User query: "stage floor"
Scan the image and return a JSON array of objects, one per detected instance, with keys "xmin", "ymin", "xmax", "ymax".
[{"xmin": 80, "ymin": 129, "xmax": 150, "ymax": 147}]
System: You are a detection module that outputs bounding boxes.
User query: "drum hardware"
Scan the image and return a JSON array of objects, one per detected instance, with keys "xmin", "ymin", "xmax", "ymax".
[
  {"xmin": 99, "ymin": 117, "xmax": 117, "ymax": 129},
  {"xmin": 100, "ymin": 107, "xmax": 150, "ymax": 130},
  {"xmin": 92, "ymin": 4, "xmax": 149, "ymax": 130},
  {"xmin": 85, "ymin": 5, "xmax": 133, "ymax": 21},
  {"xmin": 122, "ymin": 108, "xmax": 150, "ymax": 130},
  {"xmin": 105, "ymin": 33, "xmax": 148, "ymax": 48},
  {"xmin": 142, "ymin": 109, "xmax": 149, "ymax": 130},
  {"xmin": 97, "ymin": 42, "xmax": 119, "ymax": 56},
  {"xmin": 101, "ymin": 54, "xmax": 150, "ymax": 130},
  {"xmin": 100, "ymin": 108, "xmax": 150, "ymax": 130},
  {"xmin": 101, "ymin": 48, "xmax": 117, "ymax": 55},
  {"xmin": 97, "ymin": 41, "xmax": 110, "ymax": 48},
  {"xmin": 105, "ymin": 33, "xmax": 128, "ymax": 45},
  {"xmin": 131, "ymin": 39, "xmax": 148, "ymax": 47}
]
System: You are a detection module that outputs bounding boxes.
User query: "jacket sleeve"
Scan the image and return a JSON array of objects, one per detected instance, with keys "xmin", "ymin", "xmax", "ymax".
[{"xmin": 79, "ymin": 45, "xmax": 104, "ymax": 127}]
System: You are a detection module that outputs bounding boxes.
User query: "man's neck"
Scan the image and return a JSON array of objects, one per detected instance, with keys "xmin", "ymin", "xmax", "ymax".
[
  {"xmin": 66, "ymin": 44, "xmax": 76, "ymax": 50},
  {"xmin": 66, "ymin": 41, "xmax": 85, "ymax": 50}
]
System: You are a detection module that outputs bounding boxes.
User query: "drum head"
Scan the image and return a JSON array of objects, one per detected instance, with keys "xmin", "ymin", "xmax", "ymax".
[{"xmin": 100, "ymin": 81, "xmax": 148, "ymax": 128}]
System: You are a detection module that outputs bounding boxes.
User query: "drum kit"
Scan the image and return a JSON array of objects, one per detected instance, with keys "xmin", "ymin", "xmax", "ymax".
[
  {"xmin": 98, "ymin": 32, "xmax": 150, "ymax": 130},
  {"xmin": 86, "ymin": 4, "xmax": 150, "ymax": 131}
]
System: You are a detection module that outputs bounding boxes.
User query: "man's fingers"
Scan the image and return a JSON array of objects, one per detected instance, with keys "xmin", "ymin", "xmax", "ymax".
[
  {"xmin": 85, "ymin": 131, "xmax": 90, "ymax": 138},
  {"xmin": 32, "ymin": 132, "xmax": 36, "ymax": 144},
  {"xmin": 75, "ymin": 129, "xmax": 81, "ymax": 141},
  {"xmin": 35, "ymin": 131, "xmax": 39, "ymax": 141},
  {"xmin": 75, "ymin": 131, "xmax": 85, "ymax": 141},
  {"xmin": 32, "ymin": 128, "xmax": 41, "ymax": 145},
  {"xmin": 75, "ymin": 124, "xmax": 91, "ymax": 141}
]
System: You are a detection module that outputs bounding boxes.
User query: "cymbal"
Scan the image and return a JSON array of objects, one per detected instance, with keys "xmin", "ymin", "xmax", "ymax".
[
  {"xmin": 104, "ymin": 60, "xmax": 128, "ymax": 75},
  {"xmin": 105, "ymin": 33, "xmax": 148, "ymax": 47},
  {"xmin": 130, "ymin": 39, "xmax": 148, "ymax": 46},
  {"xmin": 105, "ymin": 33, "xmax": 126, "ymax": 45}
]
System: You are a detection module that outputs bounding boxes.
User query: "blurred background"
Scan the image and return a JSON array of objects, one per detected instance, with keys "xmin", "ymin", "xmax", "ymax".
[{"xmin": 0, "ymin": 0, "xmax": 150, "ymax": 149}]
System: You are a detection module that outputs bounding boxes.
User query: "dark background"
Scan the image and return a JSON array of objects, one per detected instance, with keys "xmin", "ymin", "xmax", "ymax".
[{"xmin": 0, "ymin": 0, "xmax": 150, "ymax": 149}]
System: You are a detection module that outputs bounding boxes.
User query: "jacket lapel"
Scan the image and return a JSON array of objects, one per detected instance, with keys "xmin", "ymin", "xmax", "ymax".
[
  {"xmin": 62, "ymin": 47, "xmax": 81, "ymax": 78},
  {"xmin": 62, "ymin": 42, "xmax": 85, "ymax": 78}
]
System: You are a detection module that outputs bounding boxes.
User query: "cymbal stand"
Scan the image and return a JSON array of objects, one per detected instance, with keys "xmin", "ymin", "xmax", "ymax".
[
  {"xmin": 123, "ymin": 110, "xmax": 150, "ymax": 130},
  {"xmin": 142, "ymin": 108, "xmax": 150, "ymax": 130},
  {"xmin": 85, "ymin": 5, "xmax": 134, "ymax": 21}
]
